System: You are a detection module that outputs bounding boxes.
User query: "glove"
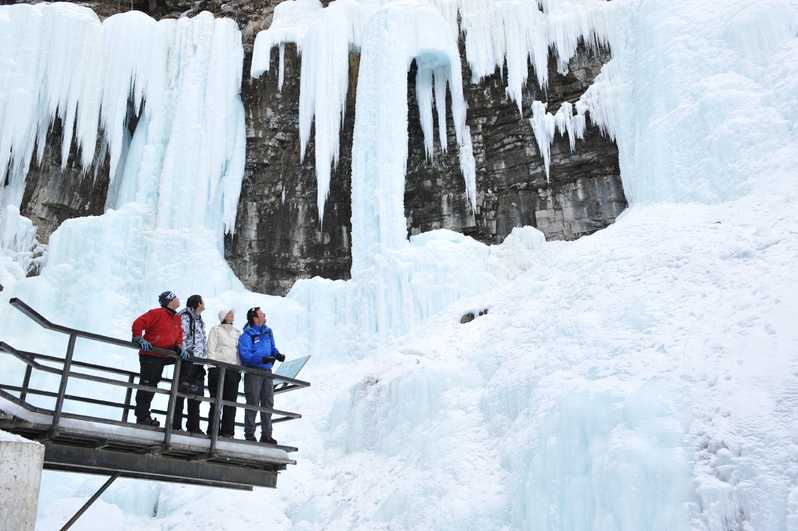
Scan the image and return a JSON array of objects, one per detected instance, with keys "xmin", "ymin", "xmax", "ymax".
[
  {"xmin": 180, "ymin": 347, "xmax": 192, "ymax": 361},
  {"xmin": 261, "ymin": 356, "xmax": 276, "ymax": 364},
  {"xmin": 134, "ymin": 336, "xmax": 152, "ymax": 352},
  {"xmin": 275, "ymin": 352, "xmax": 286, "ymax": 362}
]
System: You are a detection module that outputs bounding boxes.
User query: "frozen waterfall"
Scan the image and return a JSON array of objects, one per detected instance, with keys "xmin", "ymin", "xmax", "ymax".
[{"xmin": 0, "ymin": 0, "xmax": 797, "ymax": 530}]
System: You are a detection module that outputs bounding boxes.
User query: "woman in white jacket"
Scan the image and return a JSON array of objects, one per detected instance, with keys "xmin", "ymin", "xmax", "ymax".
[{"xmin": 207, "ymin": 309, "xmax": 242, "ymax": 437}]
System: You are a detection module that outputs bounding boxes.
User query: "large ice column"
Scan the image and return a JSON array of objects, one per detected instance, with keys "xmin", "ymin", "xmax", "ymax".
[
  {"xmin": 251, "ymin": 0, "xmax": 476, "ymax": 220},
  {"xmin": 110, "ymin": 13, "xmax": 246, "ymax": 234},
  {"xmin": 0, "ymin": 4, "xmax": 246, "ymax": 236},
  {"xmin": 0, "ymin": 5, "xmax": 165, "ymax": 209},
  {"xmin": 350, "ymin": 1, "xmax": 473, "ymax": 273}
]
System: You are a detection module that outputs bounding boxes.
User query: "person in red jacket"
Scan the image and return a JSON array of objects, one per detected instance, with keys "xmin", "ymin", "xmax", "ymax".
[{"xmin": 132, "ymin": 291, "xmax": 184, "ymax": 426}]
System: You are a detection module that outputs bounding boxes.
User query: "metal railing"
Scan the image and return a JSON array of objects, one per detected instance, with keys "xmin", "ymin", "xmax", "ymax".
[{"xmin": 0, "ymin": 298, "xmax": 310, "ymax": 456}]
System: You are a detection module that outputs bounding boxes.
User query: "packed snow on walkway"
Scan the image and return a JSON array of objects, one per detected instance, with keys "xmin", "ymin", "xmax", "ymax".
[{"xmin": 0, "ymin": 0, "xmax": 796, "ymax": 530}]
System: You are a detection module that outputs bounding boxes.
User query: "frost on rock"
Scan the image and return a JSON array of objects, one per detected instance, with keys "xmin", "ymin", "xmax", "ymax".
[
  {"xmin": 529, "ymin": 100, "xmax": 588, "ymax": 181},
  {"xmin": 0, "ymin": 4, "xmax": 246, "ymax": 235},
  {"xmin": 251, "ymin": 0, "xmax": 370, "ymax": 219}
]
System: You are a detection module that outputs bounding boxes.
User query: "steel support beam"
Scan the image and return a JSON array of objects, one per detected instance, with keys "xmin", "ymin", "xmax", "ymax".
[{"xmin": 43, "ymin": 443, "xmax": 277, "ymax": 489}]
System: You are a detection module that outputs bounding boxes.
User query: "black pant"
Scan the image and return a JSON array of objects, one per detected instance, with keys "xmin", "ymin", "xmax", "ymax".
[
  {"xmin": 173, "ymin": 361, "xmax": 205, "ymax": 432},
  {"xmin": 134, "ymin": 355, "xmax": 174, "ymax": 421},
  {"xmin": 207, "ymin": 368, "xmax": 241, "ymax": 436}
]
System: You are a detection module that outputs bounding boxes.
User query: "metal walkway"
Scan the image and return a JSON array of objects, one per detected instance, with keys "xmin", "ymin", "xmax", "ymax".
[{"xmin": 0, "ymin": 298, "xmax": 310, "ymax": 492}]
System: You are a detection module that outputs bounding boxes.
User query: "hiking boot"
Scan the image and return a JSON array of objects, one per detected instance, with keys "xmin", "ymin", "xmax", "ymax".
[
  {"xmin": 260, "ymin": 435, "xmax": 278, "ymax": 445},
  {"xmin": 244, "ymin": 434, "xmax": 256, "ymax": 442},
  {"xmin": 136, "ymin": 416, "xmax": 160, "ymax": 427},
  {"xmin": 220, "ymin": 431, "xmax": 235, "ymax": 439}
]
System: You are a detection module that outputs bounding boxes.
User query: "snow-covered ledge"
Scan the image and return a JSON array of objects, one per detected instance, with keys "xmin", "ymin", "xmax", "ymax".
[{"xmin": 0, "ymin": 430, "xmax": 44, "ymax": 531}]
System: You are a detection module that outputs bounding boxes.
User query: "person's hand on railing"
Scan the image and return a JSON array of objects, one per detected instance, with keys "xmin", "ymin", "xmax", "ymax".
[
  {"xmin": 133, "ymin": 336, "xmax": 152, "ymax": 352},
  {"xmin": 180, "ymin": 347, "xmax": 192, "ymax": 361},
  {"xmin": 275, "ymin": 351, "xmax": 286, "ymax": 363}
]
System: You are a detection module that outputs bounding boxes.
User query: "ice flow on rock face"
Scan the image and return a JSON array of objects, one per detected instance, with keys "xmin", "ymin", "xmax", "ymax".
[
  {"xmin": 350, "ymin": 1, "xmax": 474, "ymax": 272},
  {"xmin": 252, "ymin": 0, "xmax": 476, "ymax": 220},
  {"xmin": 0, "ymin": 3, "xmax": 246, "ymax": 235},
  {"xmin": 251, "ymin": 0, "xmax": 615, "ymax": 220}
]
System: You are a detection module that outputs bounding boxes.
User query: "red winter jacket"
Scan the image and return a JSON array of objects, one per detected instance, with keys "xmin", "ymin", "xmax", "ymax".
[{"xmin": 132, "ymin": 307, "xmax": 183, "ymax": 358}]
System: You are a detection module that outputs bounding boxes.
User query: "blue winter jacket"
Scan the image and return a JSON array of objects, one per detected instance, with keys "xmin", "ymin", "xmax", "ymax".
[{"xmin": 238, "ymin": 324, "xmax": 279, "ymax": 370}]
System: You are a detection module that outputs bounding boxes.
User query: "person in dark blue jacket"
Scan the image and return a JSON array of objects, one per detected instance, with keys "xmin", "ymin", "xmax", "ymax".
[{"xmin": 238, "ymin": 306, "xmax": 285, "ymax": 444}]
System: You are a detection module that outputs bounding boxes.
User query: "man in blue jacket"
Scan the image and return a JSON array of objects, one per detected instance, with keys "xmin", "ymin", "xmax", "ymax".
[{"xmin": 238, "ymin": 306, "xmax": 285, "ymax": 444}]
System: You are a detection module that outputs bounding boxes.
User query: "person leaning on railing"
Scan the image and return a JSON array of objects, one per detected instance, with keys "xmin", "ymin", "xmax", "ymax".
[
  {"xmin": 206, "ymin": 308, "xmax": 242, "ymax": 438},
  {"xmin": 131, "ymin": 291, "xmax": 185, "ymax": 427},
  {"xmin": 173, "ymin": 294, "xmax": 208, "ymax": 436},
  {"xmin": 238, "ymin": 307, "xmax": 285, "ymax": 444}
]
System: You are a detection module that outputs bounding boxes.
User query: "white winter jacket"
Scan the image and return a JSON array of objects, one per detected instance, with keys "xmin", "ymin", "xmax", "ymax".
[{"xmin": 207, "ymin": 323, "xmax": 242, "ymax": 365}]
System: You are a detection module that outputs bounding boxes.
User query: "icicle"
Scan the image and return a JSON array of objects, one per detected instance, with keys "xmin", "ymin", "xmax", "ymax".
[
  {"xmin": 433, "ymin": 67, "xmax": 449, "ymax": 153},
  {"xmin": 253, "ymin": 0, "xmax": 367, "ymax": 218},
  {"xmin": 278, "ymin": 44, "xmax": 286, "ymax": 91},
  {"xmin": 416, "ymin": 66, "xmax": 435, "ymax": 160},
  {"xmin": 529, "ymin": 100, "xmax": 556, "ymax": 181}
]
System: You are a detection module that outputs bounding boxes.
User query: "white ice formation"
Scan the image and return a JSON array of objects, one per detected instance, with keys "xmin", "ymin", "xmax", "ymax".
[
  {"xmin": 251, "ymin": 0, "xmax": 616, "ymax": 218},
  {"xmin": 252, "ymin": 0, "xmax": 477, "ymax": 219},
  {"xmin": 529, "ymin": 100, "xmax": 588, "ymax": 180},
  {"xmin": 0, "ymin": 3, "xmax": 246, "ymax": 234}
]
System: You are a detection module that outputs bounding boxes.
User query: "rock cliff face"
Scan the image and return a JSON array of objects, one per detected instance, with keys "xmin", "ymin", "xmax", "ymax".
[
  {"xmin": 228, "ymin": 28, "xmax": 625, "ymax": 294},
  {"xmin": 4, "ymin": 0, "xmax": 626, "ymax": 294},
  {"xmin": 18, "ymin": 119, "xmax": 112, "ymax": 245}
]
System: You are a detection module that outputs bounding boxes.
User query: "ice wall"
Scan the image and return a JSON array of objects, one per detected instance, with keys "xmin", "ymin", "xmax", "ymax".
[
  {"xmin": 0, "ymin": 3, "xmax": 246, "ymax": 235},
  {"xmin": 0, "ymin": 5, "xmax": 256, "ymax": 413},
  {"xmin": 575, "ymin": 0, "xmax": 798, "ymax": 204},
  {"xmin": 252, "ymin": 0, "xmax": 476, "ymax": 219},
  {"xmin": 251, "ymin": 0, "xmax": 615, "ymax": 219}
]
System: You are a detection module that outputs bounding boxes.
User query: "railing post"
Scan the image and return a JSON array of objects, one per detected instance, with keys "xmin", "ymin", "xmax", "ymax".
[
  {"xmin": 121, "ymin": 374, "xmax": 135, "ymax": 423},
  {"xmin": 19, "ymin": 364, "xmax": 33, "ymax": 402},
  {"xmin": 163, "ymin": 357, "xmax": 181, "ymax": 448},
  {"xmin": 208, "ymin": 366, "xmax": 225, "ymax": 456},
  {"xmin": 51, "ymin": 334, "xmax": 77, "ymax": 432}
]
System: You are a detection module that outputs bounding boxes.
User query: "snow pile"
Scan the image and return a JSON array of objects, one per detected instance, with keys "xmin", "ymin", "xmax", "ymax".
[
  {"xmin": 0, "ymin": 206, "xmax": 38, "ymax": 275},
  {"xmin": 0, "ymin": 3, "xmax": 245, "ymax": 234},
  {"xmin": 289, "ymin": 226, "xmax": 544, "ymax": 353}
]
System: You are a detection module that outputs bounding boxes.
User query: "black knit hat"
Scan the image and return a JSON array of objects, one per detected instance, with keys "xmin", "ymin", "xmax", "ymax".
[{"xmin": 158, "ymin": 291, "xmax": 177, "ymax": 307}]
